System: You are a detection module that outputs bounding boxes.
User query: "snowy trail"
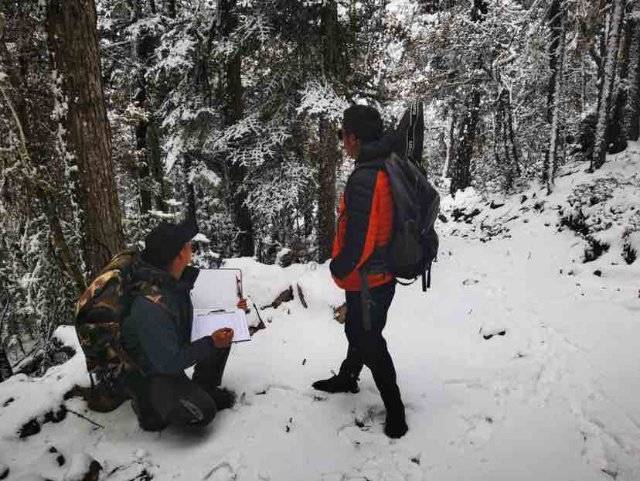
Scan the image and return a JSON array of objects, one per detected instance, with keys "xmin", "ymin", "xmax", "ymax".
[{"xmin": 1, "ymin": 158, "xmax": 640, "ymax": 480}]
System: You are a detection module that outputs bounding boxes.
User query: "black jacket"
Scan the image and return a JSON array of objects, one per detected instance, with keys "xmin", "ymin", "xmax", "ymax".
[
  {"xmin": 329, "ymin": 138, "xmax": 393, "ymax": 282},
  {"xmin": 121, "ymin": 264, "xmax": 217, "ymax": 375}
]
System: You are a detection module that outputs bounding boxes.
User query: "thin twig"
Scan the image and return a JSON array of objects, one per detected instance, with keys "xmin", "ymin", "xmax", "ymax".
[{"xmin": 66, "ymin": 408, "xmax": 105, "ymax": 429}]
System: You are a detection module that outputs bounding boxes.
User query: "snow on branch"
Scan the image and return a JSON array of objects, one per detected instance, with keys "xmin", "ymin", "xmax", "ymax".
[{"xmin": 297, "ymin": 81, "xmax": 348, "ymax": 122}]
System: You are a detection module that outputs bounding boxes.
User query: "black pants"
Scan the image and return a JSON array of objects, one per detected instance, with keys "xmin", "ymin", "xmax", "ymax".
[
  {"xmin": 339, "ymin": 281, "xmax": 404, "ymax": 416},
  {"xmin": 132, "ymin": 347, "xmax": 230, "ymax": 428}
]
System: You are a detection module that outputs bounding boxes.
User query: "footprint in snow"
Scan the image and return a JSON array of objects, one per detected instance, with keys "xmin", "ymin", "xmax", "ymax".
[
  {"xmin": 479, "ymin": 327, "xmax": 507, "ymax": 340},
  {"xmin": 454, "ymin": 414, "xmax": 497, "ymax": 451}
]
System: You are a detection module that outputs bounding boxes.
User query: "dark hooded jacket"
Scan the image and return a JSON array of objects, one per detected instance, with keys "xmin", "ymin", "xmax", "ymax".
[{"xmin": 121, "ymin": 263, "xmax": 217, "ymax": 376}]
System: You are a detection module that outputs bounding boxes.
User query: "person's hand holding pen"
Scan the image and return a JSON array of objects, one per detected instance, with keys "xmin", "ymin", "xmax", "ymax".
[
  {"xmin": 236, "ymin": 297, "xmax": 250, "ymax": 313},
  {"xmin": 212, "ymin": 328, "xmax": 234, "ymax": 348}
]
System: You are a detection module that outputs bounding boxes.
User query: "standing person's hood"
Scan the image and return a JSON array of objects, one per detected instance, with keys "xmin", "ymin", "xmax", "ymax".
[{"xmin": 357, "ymin": 135, "xmax": 393, "ymax": 165}]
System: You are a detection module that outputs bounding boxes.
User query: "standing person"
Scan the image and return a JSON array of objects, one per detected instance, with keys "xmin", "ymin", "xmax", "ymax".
[
  {"xmin": 121, "ymin": 216, "xmax": 243, "ymax": 431},
  {"xmin": 312, "ymin": 105, "xmax": 407, "ymax": 438}
]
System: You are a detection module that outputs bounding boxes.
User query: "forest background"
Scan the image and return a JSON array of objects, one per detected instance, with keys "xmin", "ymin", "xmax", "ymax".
[{"xmin": 0, "ymin": 0, "xmax": 638, "ymax": 369}]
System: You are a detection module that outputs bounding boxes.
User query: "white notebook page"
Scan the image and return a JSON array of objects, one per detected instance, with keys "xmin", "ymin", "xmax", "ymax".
[{"xmin": 191, "ymin": 309, "xmax": 250, "ymax": 343}]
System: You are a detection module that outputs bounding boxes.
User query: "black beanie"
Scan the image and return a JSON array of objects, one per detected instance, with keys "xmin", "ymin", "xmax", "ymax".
[
  {"xmin": 141, "ymin": 215, "xmax": 198, "ymax": 269},
  {"xmin": 342, "ymin": 105, "xmax": 384, "ymax": 142}
]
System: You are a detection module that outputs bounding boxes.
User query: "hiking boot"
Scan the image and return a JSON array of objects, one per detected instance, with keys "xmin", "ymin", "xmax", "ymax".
[
  {"xmin": 209, "ymin": 387, "xmax": 236, "ymax": 410},
  {"xmin": 194, "ymin": 379, "xmax": 236, "ymax": 411},
  {"xmin": 384, "ymin": 412, "xmax": 408, "ymax": 439},
  {"xmin": 131, "ymin": 397, "xmax": 168, "ymax": 432},
  {"xmin": 312, "ymin": 374, "xmax": 359, "ymax": 394},
  {"xmin": 83, "ymin": 382, "xmax": 128, "ymax": 413}
]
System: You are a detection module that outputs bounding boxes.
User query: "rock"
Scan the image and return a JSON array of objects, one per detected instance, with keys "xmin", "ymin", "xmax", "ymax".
[
  {"xmin": 462, "ymin": 279, "xmax": 479, "ymax": 286},
  {"xmin": 520, "ymin": 194, "xmax": 528, "ymax": 204},
  {"xmin": 593, "ymin": 270, "xmax": 602, "ymax": 277},
  {"xmin": 438, "ymin": 213, "xmax": 449, "ymax": 223},
  {"xmin": 0, "ymin": 464, "xmax": 8, "ymax": 480},
  {"xmin": 489, "ymin": 200, "xmax": 505, "ymax": 209}
]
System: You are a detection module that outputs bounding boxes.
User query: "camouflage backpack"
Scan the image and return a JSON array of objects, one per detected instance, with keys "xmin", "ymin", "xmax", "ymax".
[{"xmin": 75, "ymin": 249, "xmax": 155, "ymax": 412}]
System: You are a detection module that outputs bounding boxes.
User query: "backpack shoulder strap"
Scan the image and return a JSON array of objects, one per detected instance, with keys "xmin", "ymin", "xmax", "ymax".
[{"xmin": 133, "ymin": 281, "xmax": 179, "ymax": 321}]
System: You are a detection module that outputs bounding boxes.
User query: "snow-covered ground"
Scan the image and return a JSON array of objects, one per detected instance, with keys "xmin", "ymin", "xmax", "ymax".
[{"xmin": 1, "ymin": 147, "xmax": 639, "ymax": 481}]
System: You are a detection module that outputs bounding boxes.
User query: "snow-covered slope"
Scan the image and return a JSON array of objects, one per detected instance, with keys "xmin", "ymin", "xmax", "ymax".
[{"xmin": 1, "ymin": 147, "xmax": 639, "ymax": 481}]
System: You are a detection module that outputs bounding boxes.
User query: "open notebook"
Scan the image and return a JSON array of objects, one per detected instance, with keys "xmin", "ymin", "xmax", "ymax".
[{"xmin": 190, "ymin": 269, "xmax": 251, "ymax": 343}]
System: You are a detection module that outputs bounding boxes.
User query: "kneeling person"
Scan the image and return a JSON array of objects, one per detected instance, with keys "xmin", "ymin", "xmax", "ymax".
[{"xmin": 122, "ymin": 218, "xmax": 240, "ymax": 431}]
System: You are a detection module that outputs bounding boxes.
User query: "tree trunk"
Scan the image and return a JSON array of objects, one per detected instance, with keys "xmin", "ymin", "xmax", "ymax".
[
  {"xmin": 317, "ymin": 0, "xmax": 341, "ymax": 262},
  {"xmin": 317, "ymin": 118, "xmax": 338, "ymax": 263},
  {"xmin": 450, "ymin": 89, "xmax": 480, "ymax": 196},
  {"xmin": 321, "ymin": 0, "xmax": 340, "ymax": 79},
  {"xmin": 471, "ymin": 0, "xmax": 488, "ymax": 22},
  {"xmin": 592, "ymin": 0, "xmax": 626, "ymax": 170},
  {"xmin": 132, "ymin": 0, "xmax": 153, "ymax": 215},
  {"xmin": 607, "ymin": 9, "xmax": 634, "ymax": 154},
  {"xmin": 442, "ymin": 112, "xmax": 456, "ymax": 179},
  {"xmin": 219, "ymin": 0, "xmax": 254, "ymax": 257},
  {"xmin": 495, "ymin": 88, "xmax": 521, "ymax": 192},
  {"xmin": 147, "ymin": 119, "xmax": 168, "ymax": 211},
  {"xmin": 165, "ymin": 0, "xmax": 176, "ymax": 17},
  {"xmin": 449, "ymin": 0, "xmax": 487, "ymax": 197},
  {"xmin": 544, "ymin": 0, "xmax": 566, "ymax": 193},
  {"xmin": 46, "ymin": 0, "xmax": 124, "ymax": 279},
  {"xmin": 131, "ymin": 2, "xmax": 167, "ymax": 216},
  {"xmin": 625, "ymin": 15, "xmax": 640, "ymax": 140}
]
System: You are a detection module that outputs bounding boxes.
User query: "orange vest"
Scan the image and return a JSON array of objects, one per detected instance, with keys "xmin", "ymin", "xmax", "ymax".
[{"xmin": 331, "ymin": 169, "xmax": 394, "ymax": 291}]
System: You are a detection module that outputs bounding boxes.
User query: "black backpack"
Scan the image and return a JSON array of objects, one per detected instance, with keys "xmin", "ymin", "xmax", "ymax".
[{"xmin": 385, "ymin": 101, "xmax": 440, "ymax": 290}]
